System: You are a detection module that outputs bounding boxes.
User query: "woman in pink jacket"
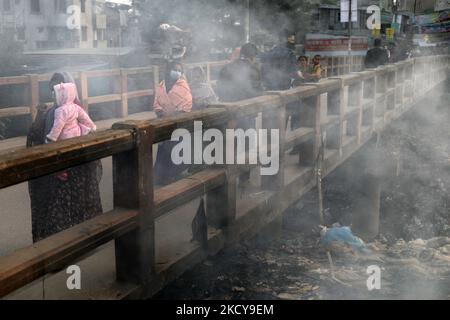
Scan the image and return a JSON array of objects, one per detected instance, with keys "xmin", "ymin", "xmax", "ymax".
[
  {"xmin": 153, "ymin": 61, "xmax": 193, "ymax": 117},
  {"xmin": 154, "ymin": 61, "xmax": 193, "ymax": 185}
]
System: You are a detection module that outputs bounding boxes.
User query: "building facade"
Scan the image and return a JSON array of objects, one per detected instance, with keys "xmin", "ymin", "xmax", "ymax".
[
  {"xmin": 397, "ymin": 0, "xmax": 437, "ymax": 15},
  {"xmin": 313, "ymin": 0, "xmax": 397, "ymax": 36},
  {"xmin": 0, "ymin": 0, "xmax": 108, "ymax": 51}
]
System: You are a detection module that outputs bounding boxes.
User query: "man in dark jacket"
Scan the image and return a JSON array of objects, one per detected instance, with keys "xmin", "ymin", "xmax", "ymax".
[
  {"xmin": 364, "ymin": 39, "xmax": 389, "ymax": 69},
  {"xmin": 217, "ymin": 43, "xmax": 263, "ymax": 102},
  {"xmin": 261, "ymin": 30, "xmax": 300, "ymax": 90},
  {"xmin": 217, "ymin": 43, "xmax": 263, "ymax": 191}
]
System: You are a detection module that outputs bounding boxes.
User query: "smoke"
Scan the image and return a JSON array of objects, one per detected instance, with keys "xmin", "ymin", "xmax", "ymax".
[
  {"xmin": 0, "ymin": 0, "xmax": 449, "ymax": 300},
  {"xmin": 133, "ymin": 0, "xmax": 315, "ymax": 61}
]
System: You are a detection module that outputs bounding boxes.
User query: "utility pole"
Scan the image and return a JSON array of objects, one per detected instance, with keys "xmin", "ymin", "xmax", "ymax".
[
  {"xmin": 245, "ymin": 0, "xmax": 250, "ymax": 43},
  {"xmin": 348, "ymin": 0, "xmax": 352, "ymax": 72}
]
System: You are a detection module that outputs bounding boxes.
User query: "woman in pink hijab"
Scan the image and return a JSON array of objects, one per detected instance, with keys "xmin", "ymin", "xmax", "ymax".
[{"xmin": 46, "ymin": 82, "xmax": 96, "ymax": 142}]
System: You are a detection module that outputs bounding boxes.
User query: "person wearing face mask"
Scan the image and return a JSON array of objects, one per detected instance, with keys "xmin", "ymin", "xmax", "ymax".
[
  {"xmin": 189, "ymin": 66, "xmax": 218, "ymax": 111},
  {"xmin": 261, "ymin": 29, "xmax": 301, "ymax": 90},
  {"xmin": 154, "ymin": 61, "xmax": 193, "ymax": 118},
  {"xmin": 153, "ymin": 61, "xmax": 193, "ymax": 185}
]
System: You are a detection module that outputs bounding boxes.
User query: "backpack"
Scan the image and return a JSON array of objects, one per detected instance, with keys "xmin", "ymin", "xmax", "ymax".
[{"xmin": 26, "ymin": 104, "xmax": 56, "ymax": 148}]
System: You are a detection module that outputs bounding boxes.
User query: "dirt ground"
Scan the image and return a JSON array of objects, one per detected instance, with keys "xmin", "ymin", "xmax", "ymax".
[{"xmin": 156, "ymin": 92, "xmax": 450, "ymax": 300}]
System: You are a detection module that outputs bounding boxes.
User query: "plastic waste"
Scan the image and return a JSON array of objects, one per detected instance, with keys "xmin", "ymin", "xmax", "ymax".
[{"xmin": 320, "ymin": 226, "xmax": 369, "ymax": 253}]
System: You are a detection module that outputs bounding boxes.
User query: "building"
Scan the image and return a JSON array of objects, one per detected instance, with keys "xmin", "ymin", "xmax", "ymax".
[
  {"xmin": 104, "ymin": 0, "xmax": 140, "ymax": 48},
  {"xmin": 313, "ymin": 0, "xmax": 396, "ymax": 36},
  {"xmin": 397, "ymin": 0, "xmax": 437, "ymax": 15},
  {"xmin": 0, "ymin": 0, "xmax": 108, "ymax": 51}
]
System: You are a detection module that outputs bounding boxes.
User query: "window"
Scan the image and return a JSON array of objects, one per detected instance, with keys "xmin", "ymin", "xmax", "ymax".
[
  {"xmin": 3, "ymin": 0, "xmax": 11, "ymax": 11},
  {"xmin": 30, "ymin": 0, "xmax": 40, "ymax": 13},
  {"xmin": 80, "ymin": 0, "xmax": 86, "ymax": 13},
  {"xmin": 359, "ymin": 11, "xmax": 366, "ymax": 29},
  {"xmin": 65, "ymin": 29, "xmax": 72, "ymax": 41},
  {"xmin": 17, "ymin": 27, "xmax": 25, "ymax": 40},
  {"xmin": 97, "ymin": 29, "xmax": 104, "ymax": 41},
  {"xmin": 48, "ymin": 27, "xmax": 57, "ymax": 41},
  {"xmin": 55, "ymin": 0, "xmax": 67, "ymax": 14},
  {"xmin": 81, "ymin": 26, "xmax": 88, "ymax": 41}
]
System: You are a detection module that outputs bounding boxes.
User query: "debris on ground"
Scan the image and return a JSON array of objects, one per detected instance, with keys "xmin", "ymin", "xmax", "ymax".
[{"xmin": 156, "ymin": 97, "xmax": 450, "ymax": 300}]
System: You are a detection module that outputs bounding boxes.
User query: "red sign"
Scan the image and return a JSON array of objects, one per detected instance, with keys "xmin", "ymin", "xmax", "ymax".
[{"xmin": 305, "ymin": 38, "xmax": 368, "ymax": 52}]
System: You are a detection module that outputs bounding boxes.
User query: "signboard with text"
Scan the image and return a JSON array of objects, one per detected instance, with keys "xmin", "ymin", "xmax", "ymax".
[
  {"xmin": 305, "ymin": 35, "xmax": 368, "ymax": 56},
  {"xmin": 435, "ymin": 0, "xmax": 450, "ymax": 11}
]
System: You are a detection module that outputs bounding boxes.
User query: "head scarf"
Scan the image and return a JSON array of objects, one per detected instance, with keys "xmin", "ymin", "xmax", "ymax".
[
  {"xmin": 50, "ymin": 71, "xmax": 81, "ymax": 106},
  {"xmin": 53, "ymin": 83, "xmax": 78, "ymax": 107}
]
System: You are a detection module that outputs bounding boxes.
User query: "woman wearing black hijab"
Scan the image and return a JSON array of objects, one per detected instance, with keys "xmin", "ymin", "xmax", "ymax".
[{"xmin": 27, "ymin": 72, "xmax": 103, "ymax": 242}]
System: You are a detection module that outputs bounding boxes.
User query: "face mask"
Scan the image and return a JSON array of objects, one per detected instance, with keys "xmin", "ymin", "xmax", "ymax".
[{"xmin": 170, "ymin": 70, "xmax": 182, "ymax": 81}]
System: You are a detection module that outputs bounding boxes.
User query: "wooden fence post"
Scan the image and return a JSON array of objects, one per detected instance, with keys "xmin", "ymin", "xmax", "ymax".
[
  {"xmin": 395, "ymin": 65, "xmax": 404, "ymax": 110},
  {"xmin": 206, "ymin": 119, "xmax": 237, "ymax": 230},
  {"xmin": 79, "ymin": 71, "xmax": 89, "ymax": 112},
  {"xmin": 355, "ymin": 83, "xmax": 363, "ymax": 145},
  {"xmin": 374, "ymin": 71, "xmax": 386, "ymax": 128},
  {"xmin": 261, "ymin": 95, "xmax": 286, "ymax": 191},
  {"xmin": 298, "ymin": 95, "xmax": 321, "ymax": 167},
  {"xmin": 28, "ymin": 75, "xmax": 39, "ymax": 121},
  {"xmin": 120, "ymin": 69, "xmax": 129, "ymax": 118},
  {"xmin": 206, "ymin": 63, "xmax": 211, "ymax": 84},
  {"xmin": 153, "ymin": 66, "xmax": 160, "ymax": 88},
  {"xmin": 325, "ymin": 88, "xmax": 343, "ymax": 153},
  {"xmin": 112, "ymin": 121, "xmax": 155, "ymax": 285}
]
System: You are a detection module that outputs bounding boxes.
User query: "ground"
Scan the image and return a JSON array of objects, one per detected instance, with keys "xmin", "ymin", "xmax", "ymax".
[{"xmin": 156, "ymin": 90, "xmax": 450, "ymax": 300}]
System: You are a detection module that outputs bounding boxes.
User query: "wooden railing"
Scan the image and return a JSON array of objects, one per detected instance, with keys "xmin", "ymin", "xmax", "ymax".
[
  {"xmin": 324, "ymin": 55, "xmax": 365, "ymax": 76},
  {"xmin": 0, "ymin": 56, "xmax": 363, "ymax": 125},
  {"xmin": 0, "ymin": 60, "xmax": 228, "ymax": 122},
  {"xmin": 0, "ymin": 55, "xmax": 448, "ymax": 299}
]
